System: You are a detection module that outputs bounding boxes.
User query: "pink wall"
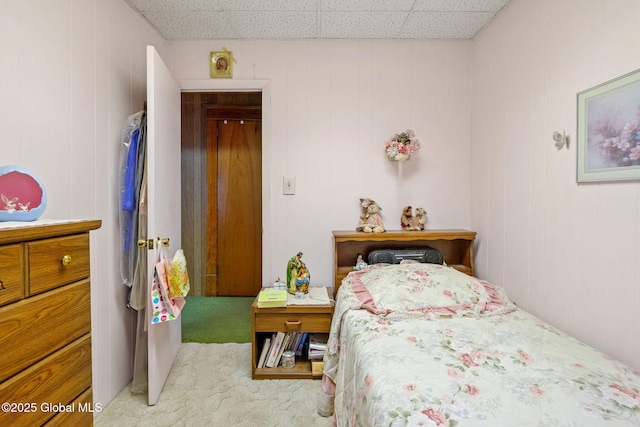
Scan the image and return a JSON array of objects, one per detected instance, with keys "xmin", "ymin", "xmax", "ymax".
[
  {"xmin": 0, "ymin": 0, "xmax": 166, "ymax": 410},
  {"xmin": 471, "ymin": 0, "xmax": 640, "ymax": 370},
  {"xmin": 3, "ymin": 0, "xmax": 637, "ymax": 413},
  {"xmin": 168, "ymin": 39, "xmax": 473, "ymax": 289}
]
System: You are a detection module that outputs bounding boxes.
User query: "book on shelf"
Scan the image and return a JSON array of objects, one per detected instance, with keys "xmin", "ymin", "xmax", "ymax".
[
  {"xmin": 308, "ymin": 350, "xmax": 325, "ymax": 360},
  {"xmin": 295, "ymin": 332, "xmax": 308, "ymax": 356},
  {"xmin": 308, "ymin": 333, "xmax": 328, "ymax": 350},
  {"xmin": 265, "ymin": 332, "xmax": 286, "ymax": 367},
  {"xmin": 274, "ymin": 333, "xmax": 293, "ymax": 367},
  {"xmin": 308, "ymin": 333, "xmax": 328, "ymax": 360},
  {"xmin": 257, "ymin": 336, "xmax": 272, "ymax": 368}
]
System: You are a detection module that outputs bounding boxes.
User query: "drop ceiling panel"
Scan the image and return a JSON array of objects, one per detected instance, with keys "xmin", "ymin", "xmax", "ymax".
[
  {"xmin": 413, "ymin": 0, "xmax": 510, "ymax": 11},
  {"xmin": 402, "ymin": 11, "xmax": 496, "ymax": 39},
  {"xmin": 321, "ymin": 12, "xmax": 409, "ymax": 39},
  {"xmin": 228, "ymin": 12, "xmax": 318, "ymax": 39},
  {"xmin": 320, "ymin": 0, "xmax": 415, "ymax": 11},
  {"xmin": 124, "ymin": 0, "xmax": 513, "ymax": 40}
]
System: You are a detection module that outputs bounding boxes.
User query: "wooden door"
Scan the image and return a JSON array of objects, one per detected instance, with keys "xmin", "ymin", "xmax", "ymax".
[
  {"xmin": 145, "ymin": 46, "xmax": 182, "ymax": 405},
  {"xmin": 206, "ymin": 119, "xmax": 262, "ymax": 296}
]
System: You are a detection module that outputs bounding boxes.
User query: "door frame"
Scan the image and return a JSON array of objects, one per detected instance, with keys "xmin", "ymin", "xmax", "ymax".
[{"xmin": 179, "ymin": 79, "xmax": 271, "ymax": 289}]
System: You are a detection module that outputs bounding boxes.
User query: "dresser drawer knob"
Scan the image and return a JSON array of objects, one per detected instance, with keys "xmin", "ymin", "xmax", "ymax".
[{"xmin": 61, "ymin": 255, "xmax": 72, "ymax": 266}]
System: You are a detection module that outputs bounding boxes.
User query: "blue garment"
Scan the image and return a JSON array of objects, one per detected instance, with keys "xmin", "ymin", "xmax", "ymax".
[{"xmin": 122, "ymin": 128, "xmax": 140, "ymax": 211}]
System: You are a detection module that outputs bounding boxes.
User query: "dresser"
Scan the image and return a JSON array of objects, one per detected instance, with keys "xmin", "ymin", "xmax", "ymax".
[
  {"xmin": 0, "ymin": 219, "xmax": 101, "ymax": 427},
  {"xmin": 333, "ymin": 229, "xmax": 476, "ymax": 297}
]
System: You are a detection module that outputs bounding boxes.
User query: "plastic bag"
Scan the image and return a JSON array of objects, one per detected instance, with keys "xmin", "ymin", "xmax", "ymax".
[{"xmin": 168, "ymin": 249, "xmax": 190, "ymax": 298}]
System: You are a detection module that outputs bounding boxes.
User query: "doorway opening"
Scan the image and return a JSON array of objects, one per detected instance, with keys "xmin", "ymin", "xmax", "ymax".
[{"xmin": 181, "ymin": 92, "xmax": 262, "ymax": 297}]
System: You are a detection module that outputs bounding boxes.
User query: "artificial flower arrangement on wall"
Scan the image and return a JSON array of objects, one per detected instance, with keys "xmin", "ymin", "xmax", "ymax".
[
  {"xmin": 385, "ymin": 129, "xmax": 420, "ymax": 161},
  {"xmin": 384, "ymin": 129, "xmax": 429, "ymax": 231}
]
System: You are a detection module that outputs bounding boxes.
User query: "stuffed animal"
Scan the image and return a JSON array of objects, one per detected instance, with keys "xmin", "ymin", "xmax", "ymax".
[
  {"xmin": 356, "ymin": 198, "xmax": 385, "ymax": 233},
  {"xmin": 412, "ymin": 207, "xmax": 427, "ymax": 230},
  {"xmin": 401, "ymin": 206, "xmax": 427, "ymax": 231},
  {"xmin": 400, "ymin": 205, "xmax": 413, "ymax": 229}
]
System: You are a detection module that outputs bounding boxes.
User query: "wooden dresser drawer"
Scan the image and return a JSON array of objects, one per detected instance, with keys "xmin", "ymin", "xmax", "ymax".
[
  {"xmin": 0, "ymin": 243, "xmax": 24, "ymax": 307},
  {"xmin": 28, "ymin": 233, "xmax": 90, "ymax": 296},
  {"xmin": 0, "ymin": 335, "xmax": 92, "ymax": 427},
  {"xmin": 255, "ymin": 312, "xmax": 332, "ymax": 333},
  {"xmin": 44, "ymin": 388, "xmax": 94, "ymax": 427},
  {"xmin": 0, "ymin": 280, "xmax": 91, "ymax": 383}
]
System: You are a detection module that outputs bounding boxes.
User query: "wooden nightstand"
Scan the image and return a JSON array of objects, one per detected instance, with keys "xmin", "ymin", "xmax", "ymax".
[{"xmin": 251, "ymin": 289, "xmax": 334, "ymax": 380}]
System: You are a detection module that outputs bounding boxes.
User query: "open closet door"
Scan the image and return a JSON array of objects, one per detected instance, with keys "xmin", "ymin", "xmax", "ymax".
[{"xmin": 146, "ymin": 45, "xmax": 182, "ymax": 405}]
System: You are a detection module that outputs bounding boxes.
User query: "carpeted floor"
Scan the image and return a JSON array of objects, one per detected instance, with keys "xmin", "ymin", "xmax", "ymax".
[
  {"xmin": 181, "ymin": 296, "xmax": 254, "ymax": 343},
  {"xmin": 94, "ymin": 343, "xmax": 333, "ymax": 427}
]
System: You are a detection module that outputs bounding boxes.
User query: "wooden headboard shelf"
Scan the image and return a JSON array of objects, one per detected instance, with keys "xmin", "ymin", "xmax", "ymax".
[{"xmin": 332, "ymin": 229, "xmax": 476, "ymax": 297}]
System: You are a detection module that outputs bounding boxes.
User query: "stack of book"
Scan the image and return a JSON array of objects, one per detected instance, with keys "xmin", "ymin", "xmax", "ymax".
[
  {"xmin": 257, "ymin": 332, "xmax": 310, "ymax": 368},
  {"xmin": 308, "ymin": 333, "xmax": 328, "ymax": 376},
  {"xmin": 308, "ymin": 333, "xmax": 328, "ymax": 360}
]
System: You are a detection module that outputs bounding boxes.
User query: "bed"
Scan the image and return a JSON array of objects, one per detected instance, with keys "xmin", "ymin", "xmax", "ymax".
[{"xmin": 318, "ymin": 261, "xmax": 640, "ymax": 426}]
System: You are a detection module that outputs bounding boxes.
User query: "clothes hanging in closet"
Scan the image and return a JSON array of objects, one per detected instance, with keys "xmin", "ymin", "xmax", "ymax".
[{"xmin": 118, "ymin": 110, "xmax": 147, "ymax": 310}]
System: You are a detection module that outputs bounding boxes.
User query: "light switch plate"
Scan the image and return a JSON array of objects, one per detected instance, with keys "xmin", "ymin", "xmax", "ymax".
[{"xmin": 283, "ymin": 176, "xmax": 295, "ymax": 195}]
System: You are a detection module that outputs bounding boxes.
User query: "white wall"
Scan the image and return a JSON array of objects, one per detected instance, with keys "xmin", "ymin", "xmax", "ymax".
[
  {"xmin": 0, "ymin": 0, "xmax": 166, "ymax": 409},
  {"xmin": 168, "ymin": 39, "xmax": 473, "ymax": 287},
  {"xmin": 471, "ymin": 0, "xmax": 640, "ymax": 370}
]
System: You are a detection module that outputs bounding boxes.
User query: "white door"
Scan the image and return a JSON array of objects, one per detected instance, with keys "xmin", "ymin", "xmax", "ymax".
[{"xmin": 146, "ymin": 45, "xmax": 182, "ymax": 406}]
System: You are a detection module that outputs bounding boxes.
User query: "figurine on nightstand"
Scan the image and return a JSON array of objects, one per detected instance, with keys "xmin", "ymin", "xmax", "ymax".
[
  {"xmin": 286, "ymin": 252, "xmax": 310, "ymax": 295},
  {"xmin": 354, "ymin": 254, "xmax": 368, "ymax": 271}
]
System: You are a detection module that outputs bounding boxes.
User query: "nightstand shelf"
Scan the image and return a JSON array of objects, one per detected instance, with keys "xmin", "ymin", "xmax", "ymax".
[{"xmin": 251, "ymin": 290, "xmax": 333, "ymax": 380}]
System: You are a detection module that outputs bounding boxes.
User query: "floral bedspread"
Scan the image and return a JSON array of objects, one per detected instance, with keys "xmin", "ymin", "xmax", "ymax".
[{"xmin": 321, "ymin": 263, "xmax": 640, "ymax": 426}]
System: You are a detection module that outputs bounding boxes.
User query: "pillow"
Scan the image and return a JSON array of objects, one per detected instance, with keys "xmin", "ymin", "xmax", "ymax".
[{"xmin": 344, "ymin": 263, "xmax": 515, "ymax": 319}]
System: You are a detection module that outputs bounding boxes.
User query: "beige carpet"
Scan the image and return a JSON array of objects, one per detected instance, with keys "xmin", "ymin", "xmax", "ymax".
[{"xmin": 95, "ymin": 343, "xmax": 333, "ymax": 427}]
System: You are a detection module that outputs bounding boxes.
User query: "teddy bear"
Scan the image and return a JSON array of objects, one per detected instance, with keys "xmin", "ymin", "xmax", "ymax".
[
  {"xmin": 356, "ymin": 198, "xmax": 385, "ymax": 233},
  {"xmin": 401, "ymin": 206, "xmax": 427, "ymax": 231}
]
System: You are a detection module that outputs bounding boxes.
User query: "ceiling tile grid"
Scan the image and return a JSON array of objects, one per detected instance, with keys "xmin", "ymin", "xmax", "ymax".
[{"xmin": 125, "ymin": 0, "xmax": 512, "ymax": 40}]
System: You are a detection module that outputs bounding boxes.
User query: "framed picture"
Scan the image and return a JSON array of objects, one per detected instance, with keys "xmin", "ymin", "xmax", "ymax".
[
  {"xmin": 210, "ymin": 51, "xmax": 233, "ymax": 78},
  {"xmin": 577, "ymin": 68, "xmax": 640, "ymax": 182}
]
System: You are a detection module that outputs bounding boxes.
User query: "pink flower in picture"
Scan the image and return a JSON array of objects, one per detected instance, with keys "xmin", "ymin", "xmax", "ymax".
[
  {"xmin": 407, "ymin": 336, "xmax": 418, "ymax": 344},
  {"xmin": 588, "ymin": 104, "xmax": 640, "ymax": 169}
]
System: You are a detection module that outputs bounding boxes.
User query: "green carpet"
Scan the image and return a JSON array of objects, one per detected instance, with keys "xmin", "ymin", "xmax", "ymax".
[{"xmin": 181, "ymin": 296, "xmax": 254, "ymax": 343}]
